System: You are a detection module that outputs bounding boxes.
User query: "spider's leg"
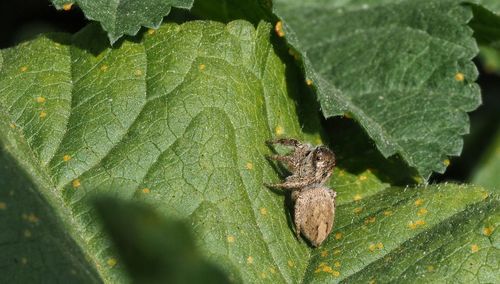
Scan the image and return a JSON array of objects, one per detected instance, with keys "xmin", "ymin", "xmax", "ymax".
[
  {"xmin": 266, "ymin": 138, "xmax": 301, "ymax": 147},
  {"xmin": 264, "ymin": 178, "xmax": 313, "ymax": 190},
  {"xmin": 266, "ymin": 154, "xmax": 299, "ymax": 172},
  {"xmin": 294, "ymin": 202, "xmax": 302, "ymax": 240}
]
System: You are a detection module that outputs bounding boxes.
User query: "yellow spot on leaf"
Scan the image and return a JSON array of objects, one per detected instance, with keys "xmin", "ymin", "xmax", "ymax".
[
  {"xmin": 23, "ymin": 229, "xmax": 32, "ymax": 238},
  {"xmin": 353, "ymin": 194, "xmax": 362, "ymax": 201},
  {"xmin": 0, "ymin": 202, "xmax": 6, "ymax": 210},
  {"xmin": 134, "ymin": 69, "xmax": 142, "ymax": 76},
  {"xmin": 306, "ymin": 79, "xmax": 313, "ymax": 86},
  {"xmin": 35, "ymin": 96, "xmax": 46, "ymax": 103},
  {"xmin": 481, "ymin": 191, "xmax": 489, "ymax": 200},
  {"xmin": 471, "ymin": 244, "xmax": 479, "ymax": 253},
  {"xmin": 408, "ymin": 221, "xmax": 417, "ymax": 230},
  {"xmin": 107, "ymin": 258, "xmax": 117, "ymax": 267},
  {"xmin": 369, "ymin": 279, "xmax": 376, "ymax": 284},
  {"xmin": 246, "ymin": 162, "xmax": 253, "ymax": 170},
  {"xmin": 369, "ymin": 242, "xmax": 384, "ymax": 252},
  {"xmin": 20, "ymin": 66, "xmax": 28, "ymax": 72},
  {"xmin": 334, "ymin": 261, "xmax": 340, "ymax": 267},
  {"xmin": 455, "ymin": 72, "xmax": 465, "ymax": 81},
  {"xmin": 63, "ymin": 155, "xmax": 71, "ymax": 162},
  {"xmin": 417, "ymin": 208, "xmax": 428, "ymax": 216},
  {"xmin": 443, "ymin": 159, "xmax": 450, "ymax": 166},
  {"xmin": 354, "ymin": 207, "xmax": 363, "ymax": 214},
  {"xmin": 408, "ymin": 219, "xmax": 426, "ymax": 229},
  {"xmin": 414, "ymin": 199, "xmax": 423, "ymax": 206},
  {"xmin": 288, "ymin": 48, "xmax": 299, "ymax": 60},
  {"xmin": 369, "ymin": 244, "xmax": 377, "ymax": 252},
  {"xmin": 9, "ymin": 123, "xmax": 16, "ymax": 129},
  {"xmin": 199, "ymin": 64, "xmax": 206, "ymax": 71},
  {"xmin": 269, "ymin": 267, "xmax": 276, "ymax": 274},
  {"xmin": 39, "ymin": 111, "xmax": 47, "ymax": 119},
  {"xmin": 247, "ymin": 256, "xmax": 254, "ymax": 264},
  {"xmin": 62, "ymin": 3, "xmax": 73, "ymax": 11},
  {"xmin": 275, "ymin": 125, "xmax": 284, "ymax": 135},
  {"xmin": 260, "ymin": 272, "xmax": 267, "ymax": 279},
  {"xmin": 413, "ymin": 176, "xmax": 423, "ymax": 183},
  {"xmin": 147, "ymin": 28, "xmax": 155, "ymax": 35},
  {"xmin": 333, "ymin": 249, "xmax": 341, "ymax": 255},
  {"xmin": 383, "ymin": 210, "xmax": 393, "ymax": 216},
  {"xmin": 359, "ymin": 175, "xmax": 367, "ymax": 181},
  {"xmin": 23, "ymin": 213, "xmax": 39, "ymax": 223},
  {"xmin": 315, "ymin": 263, "xmax": 339, "ymax": 276},
  {"xmin": 100, "ymin": 65, "xmax": 108, "ymax": 72},
  {"xmin": 335, "ymin": 232, "xmax": 343, "ymax": 240},
  {"xmin": 72, "ymin": 179, "xmax": 81, "ymax": 188},
  {"xmin": 142, "ymin": 188, "xmax": 150, "ymax": 194},
  {"xmin": 483, "ymin": 226, "xmax": 494, "ymax": 236},
  {"xmin": 275, "ymin": 21, "xmax": 285, "ymax": 37},
  {"xmin": 227, "ymin": 235, "xmax": 235, "ymax": 243},
  {"xmin": 259, "ymin": 207, "xmax": 267, "ymax": 215},
  {"xmin": 337, "ymin": 170, "xmax": 345, "ymax": 177},
  {"xmin": 364, "ymin": 216, "xmax": 376, "ymax": 224},
  {"xmin": 427, "ymin": 265, "xmax": 435, "ymax": 272},
  {"xmin": 320, "ymin": 250, "xmax": 328, "ymax": 257},
  {"xmin": 287, "ymin": 260, "xmax": 294, "ymax": 267}
]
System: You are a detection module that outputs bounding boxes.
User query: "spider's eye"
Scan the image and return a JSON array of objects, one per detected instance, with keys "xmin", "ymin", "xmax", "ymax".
[{"xmin": 314, "ymin": 149, "xmax": 325, "ymax": 162}]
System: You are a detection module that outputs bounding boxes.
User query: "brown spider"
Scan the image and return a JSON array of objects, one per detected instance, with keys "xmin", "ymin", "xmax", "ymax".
[{"xmin": 266, "ymin": 138, "xmax": 337, "ymax": 247}]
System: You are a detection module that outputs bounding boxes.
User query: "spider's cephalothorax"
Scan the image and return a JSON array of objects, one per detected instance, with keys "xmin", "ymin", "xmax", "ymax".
[
  {"xmin": 266, "ymin": 138, "xmax": 336, "ymax": 189},
  {"xmin": 266, "ymin": 138, "xmax": 337, "ymax": 247}
]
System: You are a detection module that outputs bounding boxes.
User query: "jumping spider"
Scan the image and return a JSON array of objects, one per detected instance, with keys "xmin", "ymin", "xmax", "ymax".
[{"xmin": 266, "ymin": 138, "xmax": 337, "ymax": 247}]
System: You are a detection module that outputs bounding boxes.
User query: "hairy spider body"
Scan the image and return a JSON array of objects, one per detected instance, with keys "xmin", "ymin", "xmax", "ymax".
[
  {"xmin": 266, "ymin": 138, "xmax": 337, "ymax": 247},
  {"xmin": 292, "ymin": 186, "xmax": 336, "ymax": 247}
]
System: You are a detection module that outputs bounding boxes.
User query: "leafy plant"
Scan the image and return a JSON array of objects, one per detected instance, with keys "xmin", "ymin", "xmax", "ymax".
[{"xmin": 0, "ymin": 0, "xmax": 498, "ymax": 283}]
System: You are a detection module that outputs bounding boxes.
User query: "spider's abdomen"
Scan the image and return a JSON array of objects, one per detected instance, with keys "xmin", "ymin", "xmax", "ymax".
[{"xmin": 294, "ymin": 185, "xmax": 336, "ymax": 247}]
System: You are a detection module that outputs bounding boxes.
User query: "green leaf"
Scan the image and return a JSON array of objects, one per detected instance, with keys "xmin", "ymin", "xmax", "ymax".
[
  {"xmin": 472, "ymin": 129, "xmax": 500, "ymax": 191},
  {"xmin": 273, "ymin": 0, "xmax": 481, "ymax": 179},
  {"xmin": 0, "ymin": 145, "xmax": 101, "ymax": 283},
  {"xmin": 0, "ymin": 20, "xmax": 321, "ymax": 282},
  {"xmin": 94, "ymin": 197, "xmax": 229, "ymax": 283},
  {"xmin": 477, "ymin": 45, "xmax": 500, "ymax": 73},
  {"xmin": 50, "ymin": 0, "xmax": 194, "ymax": 43},
  {"xmin": 475, "ymin": 0, "xmax": 500, "ymax": 14},
  {"xmin": 470, "ymin": 2, "xmax": 500, "ymax": 45},
  {"xmin": 307, "ymin": 184, "xmax": 498, "ymax": 283},
  {"xmin": 469, "ymin": 2, "xmax": 500, "ymax": 73},
  {"xmin": 0, "ymin": 20, "xmax": 496, "ymax": 283},
  {"xmin": 191, "ymin": 0, "xmax": 273, "ymax": 24}
]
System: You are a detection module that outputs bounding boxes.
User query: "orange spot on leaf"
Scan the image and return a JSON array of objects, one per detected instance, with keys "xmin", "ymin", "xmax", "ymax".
[
  {"xmin": 275, "ymin": 21, "xmax": 285, "ymax": 37},
  {"xmin": 62, "ymin": 3, "xmax": 73, "ymax": 11}
]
